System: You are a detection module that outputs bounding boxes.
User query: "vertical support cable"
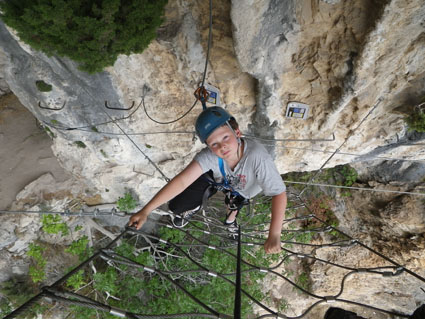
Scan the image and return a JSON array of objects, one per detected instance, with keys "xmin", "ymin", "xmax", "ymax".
[
  {"xmin": 201, "ymin": 0, "xmax": 213, "ymax": 88},
  {"xmin": 233, "ymin": 226, "xmax": 242, "ymax": 319}
]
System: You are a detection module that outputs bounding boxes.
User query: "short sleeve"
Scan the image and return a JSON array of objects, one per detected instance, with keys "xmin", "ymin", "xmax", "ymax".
[
  {"xmin": 254, "ymin": 153, "xmax": 286, "ymax": 196},
  {"xmin": 194, "ymin": 147, "xmax": 218, "ymax": 174}
]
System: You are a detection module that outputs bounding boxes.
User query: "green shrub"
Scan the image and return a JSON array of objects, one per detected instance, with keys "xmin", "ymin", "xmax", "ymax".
[
  {"xmin": 27, "ymin": 243, "xmax": 47, "ymax": 283},
  {"xmin": 66, "ymin": 270, "xmax": 86, "ymax": 290},
  {"xmin": 43, "ymin": 126, "xmax": 55, "ymax": 138},
  {"xmin": 339, "ymin": 165, "xmax": 358, "ymax": 187},
  {"xmin": 116, "ymin": 192, "xmax": 138, "ymax": 212},
  {"xmin": 35, "ymin": 80, "xmax": 52, "ymax": 92},
  {"xmin": 0, "ymin": 277, "xmax": 38, "ymax": 317},
  {"xmin": 74, "ymin": 141, "xmax": 86, "ymax": 148},
  {"xmin": 406, "ymin": 110, "xmax": 425, "ymax": 132},
  {"xmin": 41, "ymin": 214, "xmax": 69, "ymax": 236},
  {"xmin": 0, "ymin": 0, "xmax": 168, "ymax": 73},
  {"xmin": 65, "ymin": 236, "xmax": 91, "ymax": 261}
]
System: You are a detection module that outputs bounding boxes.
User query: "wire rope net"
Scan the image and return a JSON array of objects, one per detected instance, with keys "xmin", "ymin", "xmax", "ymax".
[{"xmin": 4, "ymin": 189, "xmax": 424, "ymax": 319}]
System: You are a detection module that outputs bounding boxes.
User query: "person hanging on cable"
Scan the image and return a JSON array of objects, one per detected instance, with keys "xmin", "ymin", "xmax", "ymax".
[{"xmin": 129, "ymin": 105, "xmax": 287, "ymax": 254}]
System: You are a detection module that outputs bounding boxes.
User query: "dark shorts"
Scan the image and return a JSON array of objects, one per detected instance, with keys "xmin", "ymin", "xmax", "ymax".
[
  {"xmin": 168, "ymin": 171, "xmax": 216, "ymax": 214},
  {"xmin": 168, "ymin": 170, "xmax": 248, "ymax": 215}
]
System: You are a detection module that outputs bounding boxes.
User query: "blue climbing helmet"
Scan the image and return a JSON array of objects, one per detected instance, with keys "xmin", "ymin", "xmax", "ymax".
[{"xmin": 195, "ymin": 106, "xmax": 233, "ymax": 143}]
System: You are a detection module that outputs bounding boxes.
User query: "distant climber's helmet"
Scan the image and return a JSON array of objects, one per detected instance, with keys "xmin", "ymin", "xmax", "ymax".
[{"xmin": 195, "ymin": 106, "xmax": 233, "ymax": 143}]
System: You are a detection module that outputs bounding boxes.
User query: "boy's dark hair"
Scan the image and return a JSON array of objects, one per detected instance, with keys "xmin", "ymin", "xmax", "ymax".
[{"xmin": 227, "ymin": 117, "xmax": 239, "ymax": 130}]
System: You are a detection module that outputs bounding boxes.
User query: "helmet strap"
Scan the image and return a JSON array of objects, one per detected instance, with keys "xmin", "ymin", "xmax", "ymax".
[{"xmin": 226, "ymin": 121, "xmax": 242, "ymax": 160}]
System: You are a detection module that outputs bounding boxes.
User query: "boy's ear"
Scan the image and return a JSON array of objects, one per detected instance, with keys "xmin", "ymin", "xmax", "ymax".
[{"xmin": 235, "ymin": 128, "xmax": 242, "ymax": 137}]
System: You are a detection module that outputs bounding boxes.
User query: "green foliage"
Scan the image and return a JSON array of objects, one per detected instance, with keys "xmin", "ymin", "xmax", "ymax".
[
  {"xmin": 28, "ymin": 266, "xmax": 46, "ymax": 284},
  {"xmin": 294, "ymin": 231, "xmax": 313, "ymax": 244},
  {"xmin": 339, "ymin": 165, "xmax": 358, "ymax": 187},
  {"xmin": 295, "ymin": 272, "xmax": 310, "ymax": 294},
  {"xmin": 0, "ymin": 277, "xmax": 39, "ymax": 317},
  {"xmin": 116, "ymin": 192, "xmax": 138, "ymax": 212},
  {"xmin": 27, "ymin": 243, "xmax": 45, "ymax": 262},
  {"xmin": 0, "ymin": 0, "xmax": 168, "ymax": 73},
  {"xmin": 27, "ymin": 243, "xmax": 46, "ymax": 283},
  {"xmin": 66, "ymin": 236, "xmax": 91, "ymax": 261},
  {"xmin": 159, "ymin": 225, "xmax": 186, "ymax": 243},
  {"xmin": 0, "ymin": 298, "xmax": 12, "ymax": 317},
  {"xmin": 42, "ymin": 214, "xmax": 69, "ymax": 236},
  {"xmin": 100, "ymin": 149, "xmax": 108, "ymax": 157},
  {"xmin": 341, "ymin": 191, "xmax": 352, "ymax": 197},
  {"xmin": 71, "ymin": 206, "xmax": 283, "ymax": 319},
  {"xmin": 74, "ymin": 141, "xmax": 87, "ymax": 148},
  {"xmin": 283, "ymin": 164, "xmax": 358, "ymax": 189},
  {"xmin": 35, "ymin": 80, "xmax": 52, "ymax": 92},
  {"xmin": 94, "ymin": 268, "xmax": 118, "ymax": 293},
  {"xmin": 91, "ymin": 126, "xmax": 99, "ymax": 133},
  {"xmin": 66, "ymin": 270, "xmax": 86, "ymax": 290},
  {"xmin": 44, "ymin": 126, "xmax": 55, "ymax": 138},
  {"xmin": 406, "ymin": 109, "xmax": 425, "ymax": 132}
]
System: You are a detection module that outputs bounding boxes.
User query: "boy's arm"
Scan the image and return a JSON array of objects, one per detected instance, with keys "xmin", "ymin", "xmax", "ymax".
[
  {"xmin": 129, "ymin": 160, "xmax": 203, "ymax": 229},
  {"xmin": 264, "ymin": 191, "xmax": 287, "ymax": 254}
]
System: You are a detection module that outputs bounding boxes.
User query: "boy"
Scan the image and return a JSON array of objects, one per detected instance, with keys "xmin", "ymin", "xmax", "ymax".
[{"xmin": 129, "ymin": 106, "xmax": 287, "ymax": 254}]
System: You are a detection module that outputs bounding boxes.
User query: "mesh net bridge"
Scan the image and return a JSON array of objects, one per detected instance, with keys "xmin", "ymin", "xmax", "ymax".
[{"xmin": 4, "ymin": 190, "xmax": 425, "ymax": 319}]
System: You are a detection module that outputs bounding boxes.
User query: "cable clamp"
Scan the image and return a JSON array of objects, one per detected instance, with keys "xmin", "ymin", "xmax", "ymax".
[
  {"xmin": 159, "ymin": 238, "xmax": 167, "ymax": 244},
  {"xmin": 297, "ymin": 254, "xmax": 305, "ymax": 258},
  {"xmin": 99, "ymin": 252, "xmax": 111, "ymax": 262},
  {"xmin": 144, "ymin": 266, "xmax": 155, "ymax": 273},
  {"xmin": 109, "ymin": 307, "xmax": 126, "ymax": 317},
  {"xmin": 208, "ymin": 245, "xmax": 216, "ymax": 250},
  {"xmin": 247, "ymin": 243, "xmax": 254, "ymax": 246},
  {"xmin": 166, "ymin": 224, "xmax": 173, "ymax": 228},
  {"xmin": 208, "ymin": 271, "xmax": 218, "ymax": 277},
  {"xmin": 259, "ymin": 268, "xmax": 268, "ymax": 273},
  {"xmin": 356, "ymin": 268, "xmax": 367, "ymax": 273},
  {"xmin": 394, "ymin": 267, "xmax": 405, "ymax": 275},
  {"xmin": 325, "ymin": 296, "xmax": 336, "ymax": 303},
  {"xmin": 204, "ymin": 230, "xmax": 210, "ymax": 235},
  {"xmin": 382, "ymin": 271, "xmax": 394, "ymax": 277}
]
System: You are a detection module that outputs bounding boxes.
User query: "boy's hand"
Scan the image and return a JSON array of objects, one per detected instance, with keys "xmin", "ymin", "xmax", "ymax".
[
  {"xmin": 128, "ymin": 211, "xmax": 148, "ymax": 230},
  {"xmin": 264, "ymin": 233, "xmax": 281, "ymax": 254}
]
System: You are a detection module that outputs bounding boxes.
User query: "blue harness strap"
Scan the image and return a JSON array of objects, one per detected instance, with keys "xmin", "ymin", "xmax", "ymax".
[
  {"xmin": 218, "ymin": 158, "xmax": 227, "ymax": 185},
  {"xmin": 218, "ymin": 158, "xmax": 240, "ymax": 196}
]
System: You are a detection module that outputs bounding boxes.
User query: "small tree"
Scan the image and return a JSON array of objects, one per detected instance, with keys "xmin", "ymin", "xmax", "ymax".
[
  {"xmin": 406, "ymin": 110, "xmax": 425, "ymax": 132},
  {"xmin": 0, "ymin": 0, "xmax": 168, "ymax": 73}
]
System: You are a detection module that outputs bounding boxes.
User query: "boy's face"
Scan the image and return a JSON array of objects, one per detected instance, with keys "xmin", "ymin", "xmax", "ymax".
[{"xmin": 206, "ymin": 125, "xmax": 241, "ymax": 160}]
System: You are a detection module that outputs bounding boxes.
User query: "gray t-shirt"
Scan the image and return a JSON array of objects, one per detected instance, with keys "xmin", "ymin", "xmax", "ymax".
[{"xmin": 194, "ymin": 138, "xmax": 286, "ymax": 199}]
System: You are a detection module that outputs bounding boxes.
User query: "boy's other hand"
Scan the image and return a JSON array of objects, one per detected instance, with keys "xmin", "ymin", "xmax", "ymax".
[
  {"xmin": 128, "ymin": 211, "xmax": 148, "ymax": 230},
  {"xmin": 264, "ymin": 234, "xmax": 281, "ymax": 254}
]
